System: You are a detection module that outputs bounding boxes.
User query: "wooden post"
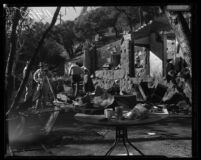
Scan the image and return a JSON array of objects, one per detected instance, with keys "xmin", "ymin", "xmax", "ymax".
[
  {"xmin": 83, "ymin": 50, "xmax": 91, "ymax": 73},
  {"xmin": 138, "ymin": 84, "xmax": 147, "ymax": 101},
  {"xmin": 162, "ymin": 33, "xmax": 167, "ymax": 77},
  {"xmin": 129, "ymin": 33, "xmax": 135, "ymax": 77},
  {"xmin": 145, "ymin": 46, "xmax": 150, "ymax": 76}
]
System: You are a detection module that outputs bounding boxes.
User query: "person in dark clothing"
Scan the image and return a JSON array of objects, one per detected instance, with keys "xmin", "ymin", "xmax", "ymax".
[{"xmin": 83, "ymin": 68, "xmax": 95, "ymax": 93}]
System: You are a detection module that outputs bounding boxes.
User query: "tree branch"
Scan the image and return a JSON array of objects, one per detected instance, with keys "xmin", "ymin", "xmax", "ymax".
[{"xmin": 6, "ymin": 7, "xmax": 61, "ymax": 116}]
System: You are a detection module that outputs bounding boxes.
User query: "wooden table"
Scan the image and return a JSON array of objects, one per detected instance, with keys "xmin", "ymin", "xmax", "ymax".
[{"xmin": 74, "ymin": 113, "xmax": 169, "ymax": 156}]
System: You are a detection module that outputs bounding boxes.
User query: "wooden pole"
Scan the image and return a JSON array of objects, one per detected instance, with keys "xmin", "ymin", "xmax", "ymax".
[
  {"xmin": 129, "ymin": 33, "xmax": 135, "ymax": 77},
  {"xmin": 162, "ymin": 33, "xmax": 167, "ymax": 77},
  {"xmin": 145, "ymin": 47, "xmax": 150, "ymax": 76}
]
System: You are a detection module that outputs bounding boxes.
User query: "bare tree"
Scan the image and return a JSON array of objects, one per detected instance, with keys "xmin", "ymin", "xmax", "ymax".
[
  {"xmin": 5, "ymin": 7, "xmax": 27, "ymax": 97},
  {"xmin": 6, "ymin": 7, "xmax": 61, "ymax": 116}
]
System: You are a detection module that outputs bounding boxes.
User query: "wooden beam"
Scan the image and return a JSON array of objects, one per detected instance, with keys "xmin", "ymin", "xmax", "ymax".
[
  {"xmin": 166, "ymin": 5, "xmax": 191, "ymax": 11},
  {"xmin": 138, "ymin": 84, "xmax": 147, "ymax": 101}
]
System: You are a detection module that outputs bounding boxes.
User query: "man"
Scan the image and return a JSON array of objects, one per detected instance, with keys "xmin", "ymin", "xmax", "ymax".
[
  {"xmin": 33, "ymin": 62, "xmax": 46, "ymax": 109},
  {"xmin": 69, "ymin": 62, "xmax": 84, "ymax": 97}
]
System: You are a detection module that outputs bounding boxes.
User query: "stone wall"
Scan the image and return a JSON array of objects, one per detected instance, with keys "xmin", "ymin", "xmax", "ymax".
[
  {"xmin": 94, "ymin": 33, "xmax": 151, "ymax": 93},
  {"xmin": 96, "ymin": 40, "xmax": 121, "ymax": 69},
  {"xmin": 93, "ymin": 69, "xmax": 152, "ymax": 93}
]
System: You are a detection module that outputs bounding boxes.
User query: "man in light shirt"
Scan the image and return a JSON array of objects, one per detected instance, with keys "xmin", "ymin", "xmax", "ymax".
[{"xmin": 33, "ymin": 62, "xmax": 46, "ymax": 109}]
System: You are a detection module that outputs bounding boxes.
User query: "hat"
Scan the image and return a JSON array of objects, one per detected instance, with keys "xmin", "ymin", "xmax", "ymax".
[
  {"xmin": 38, "ymin": 62, "xmax": 43, "ymax": 67},
  {"xmin": 167, "ymin": 59, "xmax": 173, "ymax": 63},
  {"xmin": 115, "ymin": 80, "xmax": 119, "ymax": 83}
]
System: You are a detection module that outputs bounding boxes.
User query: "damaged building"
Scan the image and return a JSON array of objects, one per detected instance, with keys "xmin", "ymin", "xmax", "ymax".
[{"xmin": 63, "ymin": 14, "xmax": 191, "ymax": 113}]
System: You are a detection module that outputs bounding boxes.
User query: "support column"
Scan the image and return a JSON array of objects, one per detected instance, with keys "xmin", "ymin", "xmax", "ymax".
[
  {"xmin": 162, "ymin": 33, "xmax": 167, "ymax": 77},
  {"xmin": 145, "ymin": 46, "xmax": 150, "ymax": 76},
  {"xmin": 121, "ymin": 33, "xmax": 135, "ymax": 77},
  {"xmin": 83, "ymin": 49, "xmax": 91, "ymax": 74},
  {"xmin": 128, "ymin": 33, "xmax": 135, "ymax": 77},
  {"xmin": 128, "ymin": 41, "xmax": 135, "ymax": 77}
]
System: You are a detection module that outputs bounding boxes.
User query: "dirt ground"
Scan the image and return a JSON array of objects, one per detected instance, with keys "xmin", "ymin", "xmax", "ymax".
[{"xmin": 6, "ymin": 111, "xmax": 192, "ymax": 157}]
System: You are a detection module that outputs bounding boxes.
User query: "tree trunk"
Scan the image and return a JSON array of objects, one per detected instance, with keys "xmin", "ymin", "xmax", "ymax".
[
  {"xmin": 5, "ymin": 7, "xmax": 21, "ymax": 97},
  {"xmin": 163, "ymin": 8, "xmax": 191, "ymax": 74},
  {"xmin": 6, "ymin": 7, "xmax": 61, "ymax": 116}
]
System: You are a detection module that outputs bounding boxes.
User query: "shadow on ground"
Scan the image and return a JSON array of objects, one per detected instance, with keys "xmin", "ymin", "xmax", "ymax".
[{"xmin": 8, "ymin": 111, "xmax": 192, "ymax": 154}]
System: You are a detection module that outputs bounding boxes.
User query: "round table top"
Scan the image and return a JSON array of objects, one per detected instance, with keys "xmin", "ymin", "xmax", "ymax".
[{"xmin": 74, "ymin": 113, "xmax": 169, "ymax": 127}]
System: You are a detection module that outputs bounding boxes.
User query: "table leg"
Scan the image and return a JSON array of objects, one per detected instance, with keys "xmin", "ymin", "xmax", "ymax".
[
  {"xmin": 126, "ymin": 139, "xmax": 144, "ymax": 156},
  {"xmin": 105, "ymin": 126, "xmax": 144, "ymax": 156},
  {"xmin": 105, "ymin": 137, "xmax": 119, "ymax": 155},
  {"xmin": 122, "ymin": 136, "xmax": 130, "ymax": 156}
]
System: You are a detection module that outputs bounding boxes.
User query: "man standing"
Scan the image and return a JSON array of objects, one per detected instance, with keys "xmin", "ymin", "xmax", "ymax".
[
  {"xmin": 69, "ymin": 62, "xmax": 84, "ymax": 97},
  {"xmin": 33, "ymin": 62, "xmax": 46, "ymax": 109}
]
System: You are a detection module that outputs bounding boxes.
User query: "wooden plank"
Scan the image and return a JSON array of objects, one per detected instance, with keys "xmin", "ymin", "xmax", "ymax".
[
  {"xmin": 46, "ymin": 76, "xmax": 56, "ymax": 100},
  {"xmin": 40, "ymin": 144, "xmax": 53, "ymax": 154},
  {"xmin": 44, "ymin": 105, "xmax": 60, "ymax": 134},
  {"xmin": 138, "ymin": 84, "xmax": 147, "ymax": 101},
  {"xmin": 166, "ymin": 5, "xmax": 191, "ymax": 11}
]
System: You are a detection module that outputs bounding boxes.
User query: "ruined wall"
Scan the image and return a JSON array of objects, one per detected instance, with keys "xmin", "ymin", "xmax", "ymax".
[
  {"xmin": 93, "ymin": 69, "xmax": 151, "ymax": 93},
  {"xmin": 96, "ymin": 40, "xmax": 121, "ymax": 69},
  {"xmin": 93, "ymin": 32, "xmax": 174, "ymax": 92},
  {"xmin": 94, "ymin": 33, "xmax": 150, "ymax": 93}
]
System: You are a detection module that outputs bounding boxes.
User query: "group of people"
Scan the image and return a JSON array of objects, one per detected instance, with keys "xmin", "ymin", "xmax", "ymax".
[{"xmin": 23, "ymin": 60, "xmax": 96, "ymax": 109}]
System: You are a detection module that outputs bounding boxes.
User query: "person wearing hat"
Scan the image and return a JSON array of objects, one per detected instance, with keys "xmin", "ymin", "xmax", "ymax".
[
  {"xmin": 23, "ymin": 61, "xmax": 33, "ymax": 102},
  {"xmin": 33, "ymin": 62, "xmax": 46, "ymax": 109}
]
